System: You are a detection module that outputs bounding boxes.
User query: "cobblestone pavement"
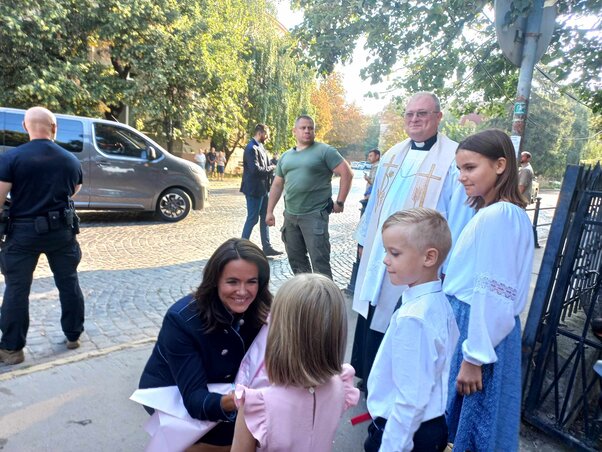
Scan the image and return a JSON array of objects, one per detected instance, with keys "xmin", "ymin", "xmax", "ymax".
[
  {"xmin": 0, "ymin": 175, "xmax": 558, "ymax": 375},
  {"xmin": 0, "ymin": 175, "xmax": 364, "ymax": 373}
]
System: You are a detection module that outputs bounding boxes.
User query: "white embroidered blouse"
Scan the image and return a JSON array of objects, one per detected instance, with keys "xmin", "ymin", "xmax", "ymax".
[{"xmin": 443, "ymin": 201, "xmax": 534, "ymax": 365}]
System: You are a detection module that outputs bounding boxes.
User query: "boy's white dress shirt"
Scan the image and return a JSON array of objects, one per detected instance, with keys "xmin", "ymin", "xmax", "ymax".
[{"xmin": 367, "ymin": 280, "xmax": 459, "ymax": 452}]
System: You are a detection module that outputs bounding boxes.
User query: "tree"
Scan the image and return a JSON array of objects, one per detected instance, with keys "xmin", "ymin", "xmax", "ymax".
[
  {"xmin": 310, "ymin": 73, "xmax": 345, "ymax": 141},
  {"xmin": 0, "ymin": 0, "xmax": 106, "ymax": 114},
  {"xmin": 309, "ymin": 72, "xmax": 377, "ymax": 157},
  {"xmin": 310, "ymin": 83, "xmax": 333, "ymax": 141},
  {"xmin": 104, "ymin": 0, "xmax": 252, "ymax": 153},
  {"xmin": 0, "ymin": 0, "xmax": 319, "ymax": 157},
  {"xmin": 292, "ymin": 0, "xmax": 601, "ymax": 113},
  {"xmin": 581, "ymin": 115, "xmax": 602, "ymax": 165},
  {"xmin": 378, "ymin": 99, "xmax": 408, "ymax": 152},
  {"xmin": 243, "ymin": 10, "xmax": 315, "ymax": 157}
]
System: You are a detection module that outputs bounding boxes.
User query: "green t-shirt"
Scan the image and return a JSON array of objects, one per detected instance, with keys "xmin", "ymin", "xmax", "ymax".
[{"xmin": 275, "ymin": 142, "xmax": 344, "ymax": 215}]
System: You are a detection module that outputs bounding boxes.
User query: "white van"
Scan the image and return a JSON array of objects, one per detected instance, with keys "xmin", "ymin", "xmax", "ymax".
[{"xmin": 0, "ymin": 108, "xmax": 208, "ymax": 221}]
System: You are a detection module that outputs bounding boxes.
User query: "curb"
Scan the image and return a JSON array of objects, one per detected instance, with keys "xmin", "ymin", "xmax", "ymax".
[{"xmin": 0, "ymin": 338, "xmax": 155, "ymax": 382}]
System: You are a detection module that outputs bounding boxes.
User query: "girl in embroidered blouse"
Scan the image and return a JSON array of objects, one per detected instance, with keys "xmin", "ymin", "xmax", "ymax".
[
  {"xmin": 443, "ymin": 129, "xmax": 534, "ymax": 451},
  {"xmin": 231, "ymin": 273, "xmax": 360, "ymax": 452}
]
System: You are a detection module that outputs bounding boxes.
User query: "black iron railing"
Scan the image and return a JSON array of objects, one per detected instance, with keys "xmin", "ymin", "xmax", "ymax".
[
  {"xmin": 522, "ymin": 163, "xmax": 602, "ymax": 452},
  {"xmin": 528, "ymin": 196, "xmax": 557, "ymax": 248}
]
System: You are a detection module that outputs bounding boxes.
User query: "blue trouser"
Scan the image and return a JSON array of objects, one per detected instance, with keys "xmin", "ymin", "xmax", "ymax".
[
  {"xmin": 0, "ymin": 222, "xmax": 85, "ymax": 350},
  {"xmin": 281, "ymin": 209, "xmax": 332, "ymax": 279},
  {"xmin": 241, "ymin": 194, "xmax": 271, "ymax": 249}
]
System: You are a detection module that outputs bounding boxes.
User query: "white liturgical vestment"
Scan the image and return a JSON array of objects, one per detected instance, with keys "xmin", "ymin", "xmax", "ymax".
[{"xmin": 353, "ymin": 134, "xmax": 473, "ymax": 333}]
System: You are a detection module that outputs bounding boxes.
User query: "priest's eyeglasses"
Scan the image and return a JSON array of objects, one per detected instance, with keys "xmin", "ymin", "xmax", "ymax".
[{"xmin": 404, "ymin": 110, "xmax": 439, "ymax": 119}]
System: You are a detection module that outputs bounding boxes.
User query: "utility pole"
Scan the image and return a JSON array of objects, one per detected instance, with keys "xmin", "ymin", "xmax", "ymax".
[
  {"xmin": 510, "ymin": 0, "xmax": 545, "ymax": 154},
  {"xmin": 495, "ymin": 0, "xmax": 556, "ymax": 155}
]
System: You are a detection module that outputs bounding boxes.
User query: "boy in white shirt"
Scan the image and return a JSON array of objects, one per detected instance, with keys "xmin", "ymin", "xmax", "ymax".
[{"xmin": 364, "ymin": 208, "xmax": 460, "ymax": 452}]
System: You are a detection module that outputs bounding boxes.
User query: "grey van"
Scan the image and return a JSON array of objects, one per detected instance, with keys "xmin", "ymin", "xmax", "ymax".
[{"xmin": 0, "ymin": 107, "xmax": 208, "ymax": 222}]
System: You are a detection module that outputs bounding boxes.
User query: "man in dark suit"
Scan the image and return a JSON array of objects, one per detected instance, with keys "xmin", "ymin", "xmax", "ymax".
[{"xmin": 240, "ymin": 124, "xmax": 282, "ymax": 256}]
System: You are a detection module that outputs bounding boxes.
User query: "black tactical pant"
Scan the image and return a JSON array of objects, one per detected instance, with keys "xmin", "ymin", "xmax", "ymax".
[{"xmin": 0, "ymin": 221, "xmax": 84, "ymax": 350}]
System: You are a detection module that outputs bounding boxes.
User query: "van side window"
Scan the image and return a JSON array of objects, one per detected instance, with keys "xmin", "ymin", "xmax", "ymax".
[
  {"xmin": 4, "ymin": 113, "xmax": 28, "ymax": 148},
  {"xmin": 56, "ymin": 118, "xmax": 84, "ymax": 152},
  {"xmin": 94, "ymin": 123, "xmax": 151, "ymax": 159}
]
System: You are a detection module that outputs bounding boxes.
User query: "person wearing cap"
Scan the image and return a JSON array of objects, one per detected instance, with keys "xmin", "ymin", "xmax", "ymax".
[{"xmin": 518, "ymin": 151, "xmax": 534, "ymax": 203}]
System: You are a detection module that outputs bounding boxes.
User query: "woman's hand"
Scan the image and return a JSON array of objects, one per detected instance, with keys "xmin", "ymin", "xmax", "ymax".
[
  {"xmin": 456, "ymin": 360, "xmax": 483, "ymax": 396},
  {"xmin": 220, "ymin": 391, "xmax": 237, "ymax": 412}
]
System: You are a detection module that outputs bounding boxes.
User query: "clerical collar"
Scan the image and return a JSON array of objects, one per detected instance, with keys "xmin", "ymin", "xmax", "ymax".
[{"xmin": 411, "ymin": 134, "xmax": 438, "ymax": 151}]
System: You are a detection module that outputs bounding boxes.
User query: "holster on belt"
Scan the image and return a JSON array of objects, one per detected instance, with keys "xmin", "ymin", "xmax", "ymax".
[
  {"xmin": 65, "ymin": 201, "xmax": 80, "ymax": 234},
  {"xmin": 0, "ymin": 208, "xmax": 8, "ymax": 241}
]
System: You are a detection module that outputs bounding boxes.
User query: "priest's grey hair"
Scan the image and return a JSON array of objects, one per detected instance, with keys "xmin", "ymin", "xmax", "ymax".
[{"xmin": 408, "ymin": 92, "xmax": 441, "ymax": 112}]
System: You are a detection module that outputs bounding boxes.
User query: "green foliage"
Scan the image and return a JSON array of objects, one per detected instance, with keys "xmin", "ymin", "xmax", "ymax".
[
  {"xmin": 0, "ymin": 0, "xmax": 105, "ymax": 114},
  {"xmin": 100, "ymin": 0, "xmax": 253, "ymax": 152},
  {"xmin": 378, "ymin": 100, "xmax": 408, "ymax": 152},
  {"xmin": 309, "ymin": 73, "xmax": 379, "ymax": 157},
  {"xmin": 293, "ymin": 0, "xmax": 601, "ymax": 113},
  {"xmin": 581, "ymin": 114, "xmax": 602, "ymax": 164},
  {"xmin": 543, "ymin": 0, "xmax": 602, "ymax": 114},
  {"xmin": 440, "ymin": 117, "xmax": 478, "ymax": 143},
  {"xmin": 364, "ymin": 115, "xmax": 381, "ymax": 153},
  {"xmin": 0, "ymin": 0, "xmax": 317, "ymax": 155},
  {"xmin": 244, "ymin": 12, "xmax": 315, "ymax": 155}
]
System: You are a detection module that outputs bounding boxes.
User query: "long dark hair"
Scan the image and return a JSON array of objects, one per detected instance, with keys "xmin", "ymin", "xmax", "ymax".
[
  {"xmin": 457, "ymin": 129, "xmax": 527, "ymax": 210},
  {"xmin": 194, "ymin": 238, "xmax": 271, "ymax": 332}
]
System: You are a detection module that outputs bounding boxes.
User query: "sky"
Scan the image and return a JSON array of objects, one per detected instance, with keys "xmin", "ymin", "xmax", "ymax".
[{"xmin": 276, "ymin": 2, "xmax": 392, "ymax": 115}]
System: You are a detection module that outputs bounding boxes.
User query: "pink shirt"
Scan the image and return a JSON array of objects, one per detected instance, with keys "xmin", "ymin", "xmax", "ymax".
[{"xmin": 236, "ymin": 364, "xmax": 359, "ymax": 451}]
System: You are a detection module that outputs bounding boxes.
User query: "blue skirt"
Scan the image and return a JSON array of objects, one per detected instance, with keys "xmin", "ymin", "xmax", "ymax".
[{"xmin": 446, "ymin": 296, "xmax": 521, "ymax": 452}]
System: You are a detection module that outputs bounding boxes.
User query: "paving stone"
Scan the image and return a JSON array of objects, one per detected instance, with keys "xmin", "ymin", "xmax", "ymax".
[{"xmin": 0, "ymin": 176, "xmax": 367, "ymax": 373}]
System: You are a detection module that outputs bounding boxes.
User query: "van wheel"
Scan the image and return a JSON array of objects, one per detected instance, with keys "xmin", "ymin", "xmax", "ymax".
[{"xmin": 156, "ymin": 188, "xmax": 191, "ymax": 222}]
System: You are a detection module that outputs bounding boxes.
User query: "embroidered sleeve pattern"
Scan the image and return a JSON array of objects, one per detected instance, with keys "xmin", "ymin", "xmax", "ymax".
[{"xmin": 474, "ymin": 273, "xmax": 517, "ymax": 304}]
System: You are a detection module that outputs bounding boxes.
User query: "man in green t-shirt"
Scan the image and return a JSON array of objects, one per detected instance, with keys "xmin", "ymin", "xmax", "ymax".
[{"xmin": 266, "ymin": 115, "xmax": 353, "ymax": 278}]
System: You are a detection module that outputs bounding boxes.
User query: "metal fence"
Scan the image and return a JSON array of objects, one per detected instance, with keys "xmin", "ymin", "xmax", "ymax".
[
  {"xmin": 529, "ymin": 196, "xmax": 556, "ymax": 248},
  {"xmin": 522, "ymin": 163, "xmax": 602, "ymax": 451}
]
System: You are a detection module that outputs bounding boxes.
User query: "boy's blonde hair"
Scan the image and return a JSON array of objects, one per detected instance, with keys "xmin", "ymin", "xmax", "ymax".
[
  {"xmin": 266, "ymin": 273, "xmax": 347, "ymax": 387},
  {"xmin": 382, "ymin": 208, "xmax": 452, "ymax": 266}
]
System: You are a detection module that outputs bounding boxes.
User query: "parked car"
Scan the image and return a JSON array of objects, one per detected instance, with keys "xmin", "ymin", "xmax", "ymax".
[
  {"xmin": 353, "ymin": 161, "xmax": 369, "ymax": 170},
  {"xmin": 0, "ymin": 107, "xmax": 208, "ymax": 221}
]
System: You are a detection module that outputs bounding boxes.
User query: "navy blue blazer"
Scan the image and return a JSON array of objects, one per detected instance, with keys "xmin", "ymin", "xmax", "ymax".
[
  {"xmin": 240, "ymin": 138, "xmax": 272, "ymax": 197},
  {"xmin": 139, "ymin": 294, "xmax": 261, "ymax": 443}
]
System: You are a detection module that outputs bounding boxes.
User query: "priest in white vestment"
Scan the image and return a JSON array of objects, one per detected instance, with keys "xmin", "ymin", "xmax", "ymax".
[{"xmin": 351, "ymin": 92, "xmax": 474, "ymax": 384}]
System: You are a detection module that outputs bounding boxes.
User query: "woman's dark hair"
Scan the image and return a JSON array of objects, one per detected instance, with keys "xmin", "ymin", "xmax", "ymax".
[
  {"xmin": 194, "ymin": 238, "xmax": 271, "ymax": 332},
  {"xmin": 457, "ymin": 129, "xmax": 527, "ymax": 210}
]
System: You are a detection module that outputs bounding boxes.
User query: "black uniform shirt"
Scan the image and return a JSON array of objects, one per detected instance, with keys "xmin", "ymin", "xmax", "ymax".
[{"xmin": 0, "ymin": 139, "xmax": 82, "ymax": 218}]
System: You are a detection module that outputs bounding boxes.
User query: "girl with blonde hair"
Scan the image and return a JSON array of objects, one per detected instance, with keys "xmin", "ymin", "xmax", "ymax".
[{"xmin": 232, "ymin": 273, "xmax": 359, "ymax": 451}]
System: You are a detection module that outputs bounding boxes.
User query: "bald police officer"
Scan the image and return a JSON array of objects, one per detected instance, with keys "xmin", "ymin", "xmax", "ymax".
[{"xmin": 0, "ymin": 106, "xmax": 85, "ymax": 365}]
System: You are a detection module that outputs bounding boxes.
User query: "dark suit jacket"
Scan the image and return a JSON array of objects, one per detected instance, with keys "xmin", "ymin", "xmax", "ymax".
[
  {"xmin": 139, "ymin": 294, "xmax": 261, "ymax": 443},
  {"xmin": 240, "ymin": 138, "xmax": 272, "ymax": 197}
]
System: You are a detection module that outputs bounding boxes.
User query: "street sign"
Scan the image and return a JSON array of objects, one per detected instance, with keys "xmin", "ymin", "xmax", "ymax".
[
  {"xmin": 514, "ymin": 102, "xmax": 527, "ymax": 114},
  {"xmin": 495, "ymin": 0, "xmax": 557, "ymax": 67}
]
